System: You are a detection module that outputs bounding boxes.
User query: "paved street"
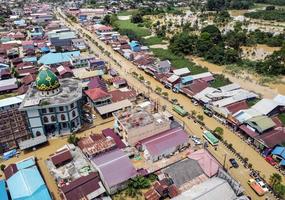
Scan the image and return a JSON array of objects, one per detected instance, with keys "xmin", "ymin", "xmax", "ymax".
[{"xmin": 54, "ymin": 8, "xmax": 284, "ymax": 199}]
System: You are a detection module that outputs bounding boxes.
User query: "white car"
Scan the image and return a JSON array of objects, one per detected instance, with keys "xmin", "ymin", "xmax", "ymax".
[{"xmin": 192, "ymin": 137, "xmax": 202, "ymax": 145}]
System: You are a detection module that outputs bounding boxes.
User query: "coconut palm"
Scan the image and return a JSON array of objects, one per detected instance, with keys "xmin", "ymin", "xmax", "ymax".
[{"xmin": 270, "ymin": 173, "xmax": 282, "ymax": 187}]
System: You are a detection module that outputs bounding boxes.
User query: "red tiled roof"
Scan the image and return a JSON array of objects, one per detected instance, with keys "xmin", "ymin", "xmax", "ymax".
[
  {"xmin": 255, "ymin": 127, "xmax": 285, "ymax": 148},
  {"xmin": 109, "ymin": 89, "xmax": 137, "ymax": 103},
  {"xmin": 181, "ymin": 80, "xmax": 208, "ymax": 97},
  {"xmin": 102, "ymin": 128, "xmax": 126, "ymax": 149},
  {"xmin": 239, "ymin": 125, "xmax": 258, "ymax": 138},
  {"xmin": 85, "ymin": 88, "xmax": 111, "ymax": 101},
  {"xmin": 17, "ymin": 84, "xmax": 29, "ymax": 95},
  {"xmin": 4, "ymin": 164, "xmax": 18, "ymax": 180},
  {"xmin": 78, "ymin": 133, "xmax": 116, "ymax": 157},
  {"xmin": 168, "ymin": 185, "xmax": 180, "ymax": 198},
  {"xmin": 50, "ymin": 149, "xmax": 72, "ymax": 166},
  {"xmin": 144, "ymin": 188, "xmax": 161, "ymax": 200},
  {"xmin": 226, "ymin": 101, "xmax": 249, "ymax": 114},
  {"xmin": 61, "ymin": 172, "xmax": 102, "ymax": 200},
  {"xmin": 22, "ymin": 74, "xmax": 36, "ymax": 85}
]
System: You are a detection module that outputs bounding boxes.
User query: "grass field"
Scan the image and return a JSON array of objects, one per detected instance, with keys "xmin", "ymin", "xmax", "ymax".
[
  {"xmin": 151, "ymin": 48, "xmax": 208, "ymax": 74},
  {"xmin": 247, "ymin": 98, "xmax": 261, "ymax": 107},
  {"xmin": 115, "ymin": 20, "xmax": 150, "ymax": 38},
  {"xmin": 117, "ymin": 9, "xmax": 138, "ymax": 16},
  {"xmin": 142, "ymin": 36, "xmax": 166, "ymax": 46},
  {"xmin": 210, "ymin": 74, "xmax": 232, "ymax": 88}
]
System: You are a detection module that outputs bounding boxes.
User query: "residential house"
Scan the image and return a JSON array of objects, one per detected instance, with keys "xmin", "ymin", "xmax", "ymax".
[
  {"xmin": 38, "ymin": 51, "xmax": 80, "ymax": 65},
  {"xmin": 173, "ymin": 68, "xmax": 191, "ymax": 77},
  {"xmin": 5, "ymin": 157, "xmax": 52, "ymax": 200},
  {"xmin": 137, "ymin": 127, "xmax": 189, "ymax": 162},
  {"xmin": 113, "ymin": 106, "xmax": 171, "ymax": 146},
  {"xmin": 71, "ymin": 38, "xmax": 87, "ymax": 51},
  {"xmin": 78, "ymin": 134, "xmax": 116, "ymax": 158},
  {"xmin": 85, "ymin": 88, "xmax": 112, "ymax": 108},
  {"xmin": 0, "ymin": 95, "xmax": 30, "ymax": 151},
  {"xmin": 0, "ymin": 78, "xmax": 18, "ymax": 94},
  {"xmin": 91, "ymin": 149, "xmax": 137, "ymax": 194},
  {"xmin": 129, "ymin": 41, "xmax": 141, "ymax": 52},
  {"xmin": 48, "ymin": 29, "xmax": 77, "ymax": 47}
]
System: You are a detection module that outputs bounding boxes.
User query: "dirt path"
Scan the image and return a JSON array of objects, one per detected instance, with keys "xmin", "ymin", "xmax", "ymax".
[{"xmin": 189, "ymin": 56, "xmax": 285, "ymax": 98}]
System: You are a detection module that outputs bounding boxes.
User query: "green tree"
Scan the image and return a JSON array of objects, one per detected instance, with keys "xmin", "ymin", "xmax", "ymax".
[
  {"xmin": 197, "ymin": 114, "xmax": 204, "ymax": 121},
  {"xmin": 155, "ymin": 87, "xmax": 162, "ymax": 93},
  {"xmin": 191, "ymin": 110, "xmax": 197, "ymax": 116},
  {"xmin": 270, "ymin": 173, "xmax": 283, "ymax": 187},
  {"xmin": 101, "ymin": 15, "xmax": 111, "ymax": 25},
  {"xmin": 0, "ymin": 164, "xmax": 6, "ymax": 171},
  {"xmin": 214, "ymin": 127, "xmax": 224, "ymax": 136},
  {"xmin": 273, "ymin": 183, "xmax": 285, "ymax": 198},
  {"xmin": 169, "ymin": 32, "xmax": 197, "ymax": 55},
  {"xmin": 67, "ymin": 134, "xmax": 79, "ymax": 146},
  {"xmin": 131, "ymin": 13, "xmax": 143, "ymax": 24},
  {"xmin": 125, "ymin": 175, "xmax": 150, "ymax": 197},
  {"xmin": 201, "ymin": 25, "xmax": 222, "ymax": 44}
]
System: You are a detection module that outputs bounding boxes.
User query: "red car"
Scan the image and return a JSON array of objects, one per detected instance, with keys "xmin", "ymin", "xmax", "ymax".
[{"xmin": 265, "ymin": 156, "xmax": 277, "ymax": 166}]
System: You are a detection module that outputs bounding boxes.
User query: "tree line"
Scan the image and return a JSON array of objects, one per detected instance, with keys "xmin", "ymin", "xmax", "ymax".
[{"xmin": 169, "ymin": 24, "xmax": 285, "ymax": 76}]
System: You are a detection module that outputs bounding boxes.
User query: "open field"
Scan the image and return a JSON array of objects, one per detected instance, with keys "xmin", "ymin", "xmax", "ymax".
[{"xmin": 115, "ymin": 19, "xmax": 150, "ymax": 38}]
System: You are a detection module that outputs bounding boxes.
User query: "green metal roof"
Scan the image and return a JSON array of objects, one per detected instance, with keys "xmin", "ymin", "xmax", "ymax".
[{"xmin": 245, "ymin": 115, "xmax": 276, "ymax": 133}]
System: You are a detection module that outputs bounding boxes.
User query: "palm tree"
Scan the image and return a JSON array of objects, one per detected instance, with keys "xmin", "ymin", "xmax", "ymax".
[
  {"xmin": 197, "ymin": 114, "xmax": 204, "ymax": 122},
  {"xmin": 270, "ymin": 173, "xmax": 282, "ymax": 187},
  {"xmin": 191, "ymin": 110, "xmax": 197, "ymax": 116},
  {"xmin": 214, "ymin": 127, "xmax": 224, "ymax": 139}
]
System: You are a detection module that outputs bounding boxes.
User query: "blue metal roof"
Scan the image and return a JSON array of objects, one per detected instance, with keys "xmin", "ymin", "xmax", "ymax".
[
  {"xmin": 181, "ymin": 76, "xmax": 193, "ymax": 84},
  {"xmin": 129, "ymin": 41, "xmax": 140, "ymax": 48},
  {"xmin": 16, "ymin": 157, "xmax": 35, "ymax": 170},
  {"xmin": 38, "ymin": 51, "xmax": 80, "ymax": 65},
  {"xmin": 7, "ymin": 166, "xmax": 52, "ymax": 200},
  {"xmin": 0, "ymin": 180, "xmax": 9, "ymax": 200},
  {"xmin": 23, "ymin": 57, "xmax": 37, "ymax": 63},
  {"xmin": 272, "ymin": 146, "xmax": 285, "ymax": 159}
]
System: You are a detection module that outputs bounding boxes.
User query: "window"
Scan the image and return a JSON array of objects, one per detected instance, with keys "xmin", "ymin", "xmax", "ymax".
[
  {"xmin": 59, "ymin": 106, "xmax": 64, "ymax": 112},
  {"xmin": 51, "ymin": 115, "xmax": 56, "ymax": 122},
  {"xmin": 70, "ymin": 103, "xmax": 74, "ymax": 109},
  {"xmin": 43, "ymin": 116, "xmax": 48, "ymax": 123},
  {"xmin": 42, "ymin": 108, "xmax": 47, "ymax": 114},
  {"xmin": 61, "ymin": 114, "xmax": 66, "ymax": 121},
  {"xmin": 62, "ymin": 123, "xmax": 67, "ymax": 128},
  {"xmin": 49, "ymin": 108, "xmax": 54, "ymax": 113},
  {"xmin": 72, "ymin": 111, "xmax": 76, "ymax": 118}
]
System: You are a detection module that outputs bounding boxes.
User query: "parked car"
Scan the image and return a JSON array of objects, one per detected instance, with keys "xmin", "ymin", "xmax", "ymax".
[
  {"xmin": 83, "ymin": 113, "xmax": 93, "ymax": 124},
  {"xmin": 204, "ymin": 109, "xmax": 213, "ymax": 117},
  {"xmin": 265, "ymin": 156, "xmax": 277, "ymax": 166},
  {"xmin": 229, "ymin": 158, "xmax": 239, "ymax": 168},
  {"xmin": 191, "ymin": 136, "xmax": 202, "ymax": 145},
  {"xmin": 255, "ymin": 178, "xmax": 269, "ymax": 192}
]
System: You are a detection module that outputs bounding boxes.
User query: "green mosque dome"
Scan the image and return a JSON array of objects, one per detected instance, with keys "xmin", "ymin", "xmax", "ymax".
[{"xmin": 36, "ymin": 66, "xmax": 60, "ymax": 91}]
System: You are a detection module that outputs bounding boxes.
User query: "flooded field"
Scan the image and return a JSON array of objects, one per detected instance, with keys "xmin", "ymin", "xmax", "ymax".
[
  {"xmin": 241, "ymin": 44, "xmax": 281, "ymax": 61},
  {"xmin": 189, "ymin": 56, "xmax": 285, "ymax": 97}
]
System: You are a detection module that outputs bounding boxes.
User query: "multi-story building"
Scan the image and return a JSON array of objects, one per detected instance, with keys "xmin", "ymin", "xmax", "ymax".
[
  {"xmin": 0, "ymin": 95, "xmax": 30, "ymax": 151},
  {"xmin": 19, "ymin": 66, "xmax": 83, "ymax": 137},
  {"xmin": 113, "ymin": 106, "xmax": 171, "ymax": 146}
]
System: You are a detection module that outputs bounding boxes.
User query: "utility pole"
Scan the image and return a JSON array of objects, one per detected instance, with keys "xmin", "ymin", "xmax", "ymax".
[{"xmin": 223, "ymin": 153, "xmax": 227, "ymax": 171}]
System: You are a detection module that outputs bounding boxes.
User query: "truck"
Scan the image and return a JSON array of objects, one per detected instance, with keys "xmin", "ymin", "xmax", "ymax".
[{"xmin": 248, "ymin": 179, "xmax": 267, "ymax": 196}]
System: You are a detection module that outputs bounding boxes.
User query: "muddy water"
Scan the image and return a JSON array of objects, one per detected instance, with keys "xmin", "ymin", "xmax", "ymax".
[
  {"xmin": 241, "ymin": 44, "xmax": 281, "ymax": 61},
  {"xmin": 189, "ymin": 56, "xmax": 285, "ymax": 97}
]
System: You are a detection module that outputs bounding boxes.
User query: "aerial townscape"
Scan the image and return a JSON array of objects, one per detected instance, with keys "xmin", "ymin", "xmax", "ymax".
[{"xmin": 0, "ymin": 0, "xmax": 285, "ymax": 200}]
